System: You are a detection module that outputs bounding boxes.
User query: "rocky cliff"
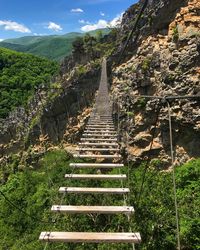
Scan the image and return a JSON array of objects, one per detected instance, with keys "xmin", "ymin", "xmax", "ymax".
[
  {"xmin": 0, "ymin": 0, "xmax": 199, "ymax": 167},
  {"xmin": 111, "ymin": 0, "xmax": 200, "ymax": 166}
]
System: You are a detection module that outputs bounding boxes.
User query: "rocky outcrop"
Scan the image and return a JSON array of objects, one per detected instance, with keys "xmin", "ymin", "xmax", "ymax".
[{"xmin": 111, "ymin": 0, "xmax": 200, "ymax": 165}]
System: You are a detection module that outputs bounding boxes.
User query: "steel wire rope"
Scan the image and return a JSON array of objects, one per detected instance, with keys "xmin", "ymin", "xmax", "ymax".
[
  {"xmin": 116, "ymin": 94, "xmax": 139, "ymax": 249},
  {"xmin": 136, "ymin": 102, "xmax": 162, "ymax": 206},
  {"xmin": 167, "ymin": 101, "xmax": 181, "ymax": 250},
  {"xmin": 0, "ymin": 190, "xmax": 52, "ymax": 225},
  {"xmin": 126, "ymin": 97, "xmax": 140, "ymax": 250},
  {"xmin": 117, "ymin": 0, "xmax": 149, "ymax": 65}
]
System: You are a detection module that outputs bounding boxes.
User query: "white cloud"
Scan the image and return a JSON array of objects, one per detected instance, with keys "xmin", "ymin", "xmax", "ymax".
[
  {"xmin": 80, "ymin": 13, "xmax": 123, "ymax": 32},
  {"xmin": 109, "ymin": 13, "xmax": 123, "ymax": 27},
  {"xmin": 79, "ymin": 19, "xmax": 90, "ymax": 24},
  {"xmin": 100, "ymin": 11, "xmax": 105, "ymax": 16},
  {"xmin": 81, "ymin": 19, "xmax": 108, "ymax": 32},
  {"xmin": 47, "ymin": 22, "xmax": 62, "ymax": 32},
  {"xmin": 0, "ymin": 20, "xmax": 31, "ymax": 33},
  {"xmin": 0, "ymin": 39, "xmax": 4, "ymax": 42},
  {"xmin": 71, "ymin": 8, "xmax": 84, "ymax": 13}
]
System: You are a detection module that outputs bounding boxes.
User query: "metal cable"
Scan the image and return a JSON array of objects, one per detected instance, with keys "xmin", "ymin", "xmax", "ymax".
[
  {"xmin": 136, "ymin": 104, "xmax": 161, "ymax": 205},
  {"xmin": 167, "ymin": 101, "xmax": 181, "ymax": 250}
]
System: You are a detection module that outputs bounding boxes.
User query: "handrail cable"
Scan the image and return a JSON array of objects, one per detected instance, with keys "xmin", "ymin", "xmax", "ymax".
[
  {"xmin": 167, "ymin": 101, "xmax": 181, "ymax": 250},
  {"xmin": 0, "ymin": 190, "xmax": 52, "ymax": 224},
  {"xmin": 136, "ymin": 103, "xmax": 161, "ymax": 205},
  {"xmin": 117, "ymin": 0, "xmax": 149, "ymax": 64}
]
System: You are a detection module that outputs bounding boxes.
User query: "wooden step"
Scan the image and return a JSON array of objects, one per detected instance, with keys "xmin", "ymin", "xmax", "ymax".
[
  {"xmin": 73, "ymin": 154, "xmax": 121, "ymax": 159},
  {"xmin": 69, "ymin": 163, "xmax": 124, "ymax": 168},
  {"xmin": 39, "ymin": 232, "xmax": 141, "ymax": 243},
  {"xmin": 88, "ymin": 123, "xmax": 114, "ymax": 126},
  {"xmin": 65, "ymin": 174, "xmax": 127, "ymax": 180},
  {"xmin": 59, "ymin": 187, "xmax": 130, "ymax": 194},
  {"xmin": 85, "ymin": 129, "xmax": 116, "ymax": 132},
  {"xmin": 79, "ymin": 142, "xmax": 119, "ymax": 147},
  {"xmin": 84, "ymin": 130, "xmax": 116, "ymax": 134},
  {"xmin": 89, "ymin": 120, "xmax": 113, "ymax": 123},
  {"xmin": 86, "ymin": 125, "xmax": 115, "ymax": 130},
  {"xmin": 83, "ymin": 134, "xmax": 117, "ymax": 137},
  {"xmin": 77, "ymin": 148, "xmax": 120, "ymax": 152},
  {"xmin": 51, "ymin": 205, "xmax": 134, "ymax": 214},
  {"xmin": 81, "ymin": 138, "xmax": 117, "ymax": 142},
  {"xmin": 89, "ymin": 121, "xmax": 113, "ymax": 124},
  {"xmin": 87, "ymin": 125, "xmax": 114, "ymax": 128}
]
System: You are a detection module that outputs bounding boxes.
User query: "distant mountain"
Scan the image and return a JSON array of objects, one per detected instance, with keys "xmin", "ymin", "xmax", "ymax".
[{"xmin": 0, "ymin": 29, "xmax": 110, "ymax": 61}]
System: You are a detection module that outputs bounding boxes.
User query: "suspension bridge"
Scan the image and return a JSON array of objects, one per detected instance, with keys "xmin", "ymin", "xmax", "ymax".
[{"xmin": 39, "ymin": 58, "xmax": 141, "ymax": 246}]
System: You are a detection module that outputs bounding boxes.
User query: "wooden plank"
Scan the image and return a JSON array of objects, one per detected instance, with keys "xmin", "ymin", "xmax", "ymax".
[
  {"xmin": 82, "ymin": 134, "xmax": 117, "ymax": 137},
  {"xmin": 84, "ymin": 131, "xmax": 117, "ymax": 134},
  {"xmin": 86, "ymin": 126, "xmax": 115, "ymax": 129},
  {"xmin": 85, "ymin": 130, "xmax": 115, "ymax": 132},
  {"xmin": 88, "ymin": 119, "xmax": 113, "ymax": 122},
  {"xmin": 87, "ymin": 124, "xmax": 114, "ymax": 126},
  {"xmin": 78, "ymin": 142, "xmax": 119, "ymax": 147},
  {"xmin": 65, "ymin": 174, "xmax": 127, "ymax": 180},
  {"xmin": 77, "ymin": 148, "xmax": 120, "ymax": 152},
  {"xmin": 51, "ymin": 205, "xmax": 134, "ymax": 214},
  {"xmin": 73, "ymin": 154, "xmax": 121, "ymax": 159},
  {"xmin": 84, "ymin": 131, "xmax": 116, "ymax": 133},
  {"xmin": 89, "ymin": 121, "xmax": 113, "ymax": 124},
  {"xmin": 69, "ymin": 163, "xmax": 124, "ymax": 168},
  {"xmin": 59, "ymin": 187, "xmax": 130, "ymax": 194},
  {"xmin": 81, "ymin": 138, "xmax": 117, "ymax": 141},
  {"xmin": 88, "ymin": 123, "xmax": 114, "ymax": 126},
  {"xmin": 39, "ymin": 232, "xmax": 141, "ymax": 243}
]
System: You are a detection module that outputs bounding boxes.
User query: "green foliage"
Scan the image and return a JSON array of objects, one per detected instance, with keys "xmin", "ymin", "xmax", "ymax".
[
  {"xmin": 72, "ymin": 30, "xmax": 117, "ymax": 62},
  {"xmin": 0, "ymin": 48, "xmax": 59, "ymax": 118},
  {"xmin": 172, "ymin": 26, "xmax": 179, "ymax": 42},
  {"xmin": 75, "ymin": 64, "xmax": 87, "ymax": 76},
  {"xmin": 0, "ymin": 149, "xmax": 199, "ymax": 250},
  {"xmin": 136, "ymin": 97, "xmax": 147, "ymax": 109},
  {"xmin": 141, "ymin": 58, "xmax": 151, "ymax": 72},
  {"xmin": 0, "ymin": 29, "xmax": 110, "ymax": 61}
]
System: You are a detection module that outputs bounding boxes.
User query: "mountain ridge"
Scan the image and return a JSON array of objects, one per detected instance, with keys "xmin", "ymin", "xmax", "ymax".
[{"xmin": 0, "ymin": 29, "xmax": 110, "ymax": 61}]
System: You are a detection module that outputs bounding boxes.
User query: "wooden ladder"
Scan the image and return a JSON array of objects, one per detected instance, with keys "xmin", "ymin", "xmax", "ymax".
[{"xmin": 39, "ymin": 58, "xmax": 141, "ymax": 246}]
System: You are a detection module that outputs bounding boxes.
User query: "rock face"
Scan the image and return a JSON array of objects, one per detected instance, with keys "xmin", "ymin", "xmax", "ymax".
[
  {"xmin": 0, "ymin": 0, "xmax": 199, "ymax": 167},
  {"xmin": 0, "ymin": 66, "xmax": 100, "ymax": 155},
  {"xmin": 111, "ymin": 0, "xmax": 200, "ymax": 165}
]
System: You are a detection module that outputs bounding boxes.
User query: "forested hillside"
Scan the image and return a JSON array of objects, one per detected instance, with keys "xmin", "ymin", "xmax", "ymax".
[
  {"xmin": 0, "ymin": 48, "xmax": 59, "ymax": 118},
  {"xmin": 0, "ymin": 149, "xmax": 199, "ymax": 249},
  {"xmin": 0, "ymin": 29, "xmax": 110, "ymax": 61}
]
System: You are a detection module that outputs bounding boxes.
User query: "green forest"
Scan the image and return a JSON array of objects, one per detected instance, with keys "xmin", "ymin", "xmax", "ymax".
[
  {"xmin": 0, "ymin": 150, "xmax": 199, "ymax": 250},
  {"xmin": 0, "ymin": 48, "xmax": 59, "ymax": 119},
  {"xmin": 0, "ymin": 29, "xmax": 110, "ymax": 61}
]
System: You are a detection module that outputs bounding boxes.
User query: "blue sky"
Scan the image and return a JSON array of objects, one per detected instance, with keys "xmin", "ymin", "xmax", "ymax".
[{"xmin": 0, "ymin": 0, "xmax": 137, "ymax": 40}]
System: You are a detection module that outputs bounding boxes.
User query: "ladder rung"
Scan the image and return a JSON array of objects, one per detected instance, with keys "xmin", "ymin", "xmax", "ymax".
[
  {"xmin": 84, "ymin": 131, "xmax": 116, "ymax": 133},
  {"xmin": 69, "ymin": 163, "xmax": 124, "ymax": 168},
  {"xmin": 86, "ymin": 125, "xmax": 115, "ymax": 130},
  {"xmin": 86, "ymin": 127, "xmax": 115, "ymax": 130},
  {"xmin": 73, "ymin": 154, "xmax": 121, "ymax": 159},
  {"xmin": 88, "ymin": 119, "xmax": 113, "ymax": 123},
  {"xmin": 87, "ymin": 123, "xmax": 115, "ymax": 128},
  {"xmin": 59, "ymin": 187, "xmax": 130, "ymax": 194},
  {"xmin": 65, "ymin": 174, "xmax": 127, "ymax": 180},
  {"xmin": 88, "ymin": 124, "xmax": 114, "ymax": 126},
  {"xmin": 51, "ymin": 205, "xmax": 134, "ymax": 214},
  {"xmin": 39, "ymin": 232, "xmax": 141, "ymax": 243},
  {"xmin": 77, "ymin": 148, "xmax": 120, "ymax": 152},
  {"xmin": 79, "ymin": 143, "xmax": 119, "ymax": 147},
  {"xmin": 82, "ymin": 134, "xmax": 117, "ymax": 137},
  {"xmin": 81, "ymin": 138, "xmax": 117, "ymax": 141}
]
